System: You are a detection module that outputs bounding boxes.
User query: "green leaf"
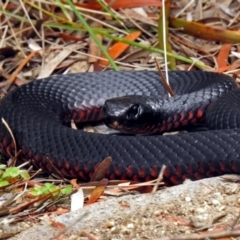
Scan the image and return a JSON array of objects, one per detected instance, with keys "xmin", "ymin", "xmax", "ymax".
[
  {"xmin": 30, "ymin": 186, "xmax": 49, "ymax": 196},
  {"xmin": 2, "ymin": 167, "xmax": 20, "ymax": 178},
  {"xmin": 2, "ymin": 171, "xmax": 9, "ymax": 179},
  {"xmin": 61, "ymin": 185, "xmax": 73, "ymax": 195},
  {"xmin": 0, "ymin": 180, "xmax": 9, "ymax": 187},
  {"xmin": 40, "ymin": 186, "xmax": 50, "ymax": 195},
  {"xmin": 30, "ymin": 184, "xmax": 72, "ymax": 198},
  {"xmin": 30, "ymin": 187, "xmax": 42, "ymax": 196},
  {"xmin": 20, "ymin": 170, "xmax": 30, "ymax": 179},
  {"xmin": 45, "ymin": 183, "xmax": 57, "ymax": 192}
]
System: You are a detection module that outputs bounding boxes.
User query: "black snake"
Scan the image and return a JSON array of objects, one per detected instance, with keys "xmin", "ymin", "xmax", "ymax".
[{"xmin": 0, "ymin": 70, "xmax": 239, "ymax": 185}]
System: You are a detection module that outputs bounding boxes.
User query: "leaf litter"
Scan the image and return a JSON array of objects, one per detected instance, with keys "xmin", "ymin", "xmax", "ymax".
[{"xmin": 0, "ymin": 0, "xmax": 240, "ymax": 239}]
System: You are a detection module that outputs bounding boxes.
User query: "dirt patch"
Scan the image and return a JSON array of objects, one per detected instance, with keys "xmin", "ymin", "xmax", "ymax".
[{"xmin": 8, "ymin": 176, "xmax": 240, "ymax": 239}]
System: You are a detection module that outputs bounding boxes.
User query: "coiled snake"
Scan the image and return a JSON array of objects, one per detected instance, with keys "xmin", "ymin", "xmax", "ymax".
[{"xmin": 0, "ymin": 71, "xmax": 239, "ymax": 185}]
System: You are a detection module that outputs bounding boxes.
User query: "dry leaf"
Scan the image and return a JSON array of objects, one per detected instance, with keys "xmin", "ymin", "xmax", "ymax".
[{"xmin": 87, "ymin": 179, "xmax": 108, "ymax": 204}]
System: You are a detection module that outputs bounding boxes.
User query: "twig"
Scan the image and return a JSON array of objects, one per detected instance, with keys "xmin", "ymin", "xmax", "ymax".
[
  {"xmin": 28, "ymin": 168, "xmax": 43, "ymax": 180},
  {"xmin": 46, "ymin": 157, "xmax": 69, "ymax": 182},
  {"xmin": 2, "ymin": 118, "xmax": 17, "ymax": 157},
  {"xmin": 16, "ymin": 161, "xmax": 29, "ymax": 169},
  {"xmin": 154, "ymin": 58, "xmax": 175, "ymax": 96},
  {"xmin": 4, "ymin": 51, "xmax": 38, "ymax": 91},
  {"xmin": 8, "ymin": 151, "xmax": 21, "ymax": 167}
]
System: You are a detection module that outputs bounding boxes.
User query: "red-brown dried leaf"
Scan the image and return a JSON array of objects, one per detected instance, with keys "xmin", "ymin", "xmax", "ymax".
[
  {"xmin": 217, "ymin": 44, "xmax": 232, "ymax": 70},
  {"xmin": 99, "ymin": 31, "xmax": 141, "ymax": 67},
  {"xmin": 75, "ymin": 0, "xmax": 163, "ymax": 10},
  {"xmin": 87, "ymin": 179, "xmax": 108, "ymax": 204},
  {"xmin": 90, "ymin": 157, "xmax": 112, "ymax": 181}
]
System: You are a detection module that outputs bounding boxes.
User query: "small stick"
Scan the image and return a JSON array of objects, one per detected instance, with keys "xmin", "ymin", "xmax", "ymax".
[
  {"xmin": 154, "ymin": 58, "xmax": 175, "ymax": 97},
  {"xmin": 2, "ymin": 118, "xmax": 17, "ymax": 157}
]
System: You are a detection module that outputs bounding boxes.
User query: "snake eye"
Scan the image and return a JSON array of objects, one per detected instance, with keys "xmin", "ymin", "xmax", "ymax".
[{"xmin": 126, "ymin": 104, "xmax": 139, "ymax": 120}]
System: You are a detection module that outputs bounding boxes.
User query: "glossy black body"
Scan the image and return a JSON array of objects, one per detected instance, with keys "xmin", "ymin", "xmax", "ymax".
[{"xmin": 0, "ymin": 71, "xmax": 239, "ymax": 184}]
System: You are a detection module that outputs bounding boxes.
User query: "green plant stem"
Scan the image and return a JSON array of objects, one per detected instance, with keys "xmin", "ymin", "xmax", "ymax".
[
  {"xmin": 66, "ymin": 0, "xmax": 119, "ymax": 71},
  {"xmin": 102, "ymin": 33, "xmax": 210, "ymax": 70}
]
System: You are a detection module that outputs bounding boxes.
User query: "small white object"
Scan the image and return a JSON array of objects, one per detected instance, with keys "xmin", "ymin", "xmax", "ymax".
[
  {"xmin": 27, "ymin": 39, "xmax": 42, "ymax": 51},
  {"xmin": 231, "ymin": 51, "xmax": 240, "ymax": 59},
  {"xmin": 185, "ymin": 196, "xmax": 191, "ymax": 202},
  {"xmin": 71, "ymin": 188, "xmax": 84, "ymax": 212},
  {"xmin": 132, "ymin": 7, "xmax": 148, "ymax": 17},
  {"xmin": 127, "ymin": 223, "xmax": 134, "ymax": 229}
]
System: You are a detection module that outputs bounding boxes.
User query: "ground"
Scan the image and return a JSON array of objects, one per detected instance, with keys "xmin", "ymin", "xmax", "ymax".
[{"xmin": 4, "ymin": 176, "xmax": 240, "ymax": 239}]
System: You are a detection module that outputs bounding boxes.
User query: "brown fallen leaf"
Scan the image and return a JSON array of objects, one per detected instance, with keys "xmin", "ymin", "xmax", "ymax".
[
  {"xmin": 88, "ymin": 22, "xmax": 102, "ymax": 63},
  {"xmin": 86, "ymin": 178, "xmax": 108, "ymax": 204},
  {"xmin": 1, "ymin": 72, "xmax": 28, "ymax": 87},
  {"xmin": 217, "ymin": 44, "xmax": 232, "ymax": 70},
  {"xmin": 75, "ymin": 0, "xmax": 164, "ymax": 10},
  {"xmin": 90, "ymin": 157, "xmax": 112, "ymax": 181},
  {"xmin": 70, "ymin": 179, "xmax": 82, "ymax": 193},
  {"xmin": 37, "ymin": 43, "xmax": 84, "ymax": 79},
  {"xmin": 99, "ymin": 31, "xmax": 142, "ymax": 67},
  {"xmin": 4, "ymin": 51, "xmax": 38, "ymax": 91}
]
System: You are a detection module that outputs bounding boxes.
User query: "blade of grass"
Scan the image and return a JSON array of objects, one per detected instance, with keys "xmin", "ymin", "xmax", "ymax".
[
  {"xmin": 0, "ymin": 7, "xmax": 209, "ymax": 69},
  {"xmin": 0, "ymin": 8, "xmax": 30, "ymax": 23},
  {"xmin": 18, "ymin": 2, "xmax": 119, "ymax": 70},
  {"xmin": 55, "ymin": 0, "xmax": 72, "ymax": 21},
  {"xmin": 158, "ymin": 0, "xmax": 176, "ymax": 70},
  {"xmin": 0, "ymin": 8, "xmax": 121, "ymax": 36},
  {"xmin": 46, "ymin": 22, "xmax": 116, "ymax": 34},
  {"xmin": 96, "ymin": 0, "xmax": 124, "ymax": 27},
  {"xmin": 169, "ymin": 16, "xmax": 240, "ymax": 44},
  {"xmin": 66, "ymin": 0, "xmax": 119, "ymax": 71},
  {"xmin": 44, "ymin": 23, "xmax": 212, "ymax": 69},
  {"xmin": 103, "ymin": 33, "xmax": 211, "ymax": 70}
]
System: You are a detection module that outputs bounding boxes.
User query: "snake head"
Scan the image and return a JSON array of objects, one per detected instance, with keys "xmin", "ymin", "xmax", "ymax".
[{"xmin": 103, "ymin": 95, "xmax": 162, "ymax": 134}]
